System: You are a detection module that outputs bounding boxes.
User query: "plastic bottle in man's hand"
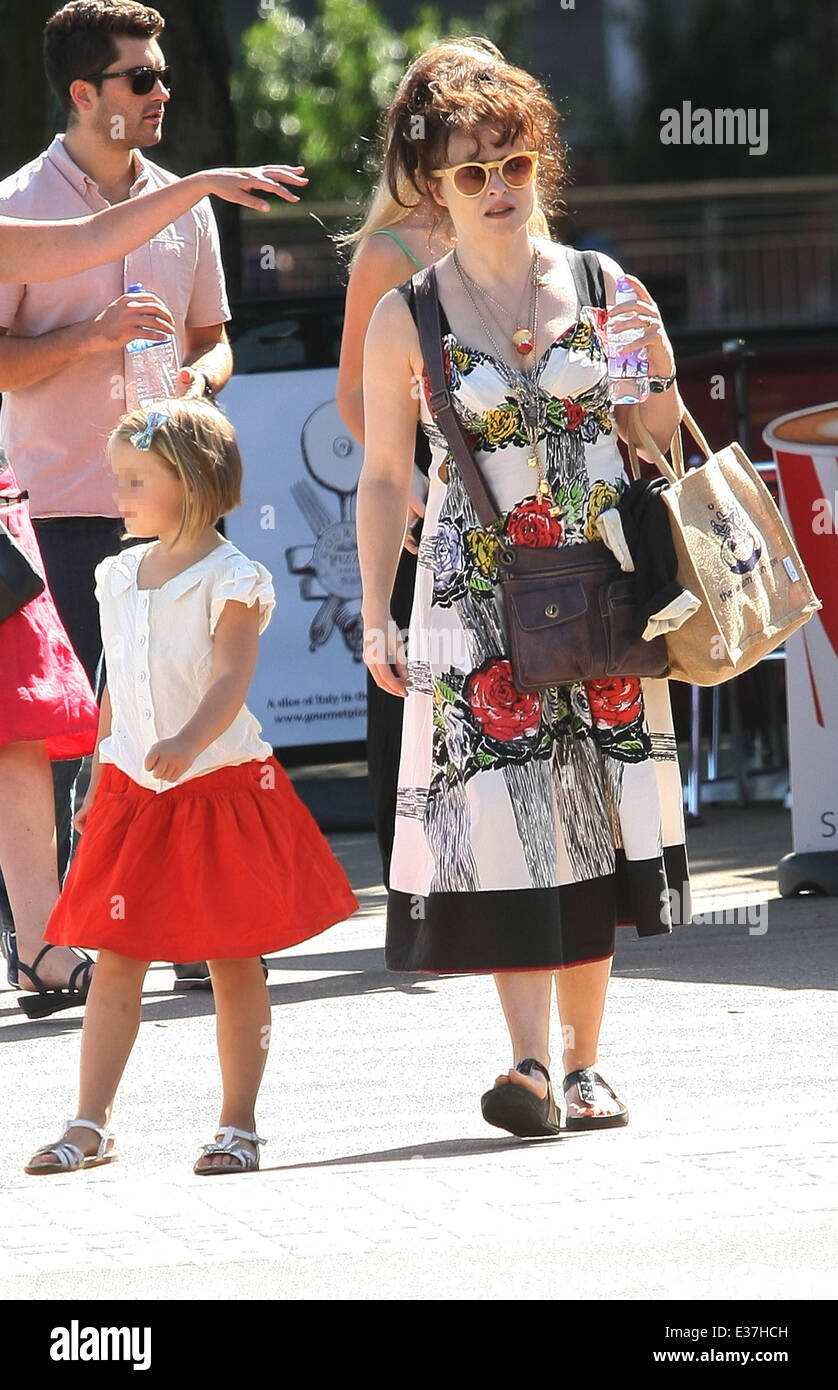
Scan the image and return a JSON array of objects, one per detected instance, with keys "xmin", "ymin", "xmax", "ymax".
[{"xmin": 124, "ymin": 282, "xmax": 178, "ymax": 409}]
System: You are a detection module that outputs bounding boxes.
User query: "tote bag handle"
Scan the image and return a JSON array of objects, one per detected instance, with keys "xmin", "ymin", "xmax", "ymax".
[{"xmin": 627, "ymin": 402, "xmax": 714, "ymax": 483}]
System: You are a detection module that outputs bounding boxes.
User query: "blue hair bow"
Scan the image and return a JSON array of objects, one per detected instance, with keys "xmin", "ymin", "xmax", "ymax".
[{"xmin": 130, "ymin": 409, "xmax": 171, "ymax": 451}]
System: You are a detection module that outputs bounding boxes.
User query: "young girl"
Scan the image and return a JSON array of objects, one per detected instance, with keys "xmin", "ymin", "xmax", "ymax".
[{"xmin": 24, "ymin": 398, "xmax": 358, "ymax": 1177}]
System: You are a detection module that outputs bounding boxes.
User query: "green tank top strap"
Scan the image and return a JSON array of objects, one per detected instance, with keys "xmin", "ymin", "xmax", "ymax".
[{"xmin": 370, "ymin": 227, "xmax": 423, "ymax": 271}]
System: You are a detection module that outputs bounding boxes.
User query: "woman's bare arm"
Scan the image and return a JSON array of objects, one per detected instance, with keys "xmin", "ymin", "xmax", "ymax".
[
  {"xmin": 337, "ymin": 232, "xmax": 420, "ymax": 445},
  {"xmin": 0, "ymin": 166, "xmax": 308, "ymax": 284},
  {"xmin": 596, "ymin": 252, "xmax": 683, "ymax": 460},
  {"xmin": 357, "ymin": 288, "xmax": 421, "ymax": 697},
  {"xmin": 338, "ymin": 233, "xmax": 431, "ymax": 553}
]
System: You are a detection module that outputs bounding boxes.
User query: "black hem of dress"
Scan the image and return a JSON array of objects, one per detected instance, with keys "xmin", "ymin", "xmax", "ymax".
[{"xmin": 385, "ymin": 844, "xmax": 689, "ymax": 973}]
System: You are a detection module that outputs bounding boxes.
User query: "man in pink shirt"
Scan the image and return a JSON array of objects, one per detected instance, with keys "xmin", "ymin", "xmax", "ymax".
[{"xmin": 0, "ymin": 1, "xmax": 232, "ymax": 990}]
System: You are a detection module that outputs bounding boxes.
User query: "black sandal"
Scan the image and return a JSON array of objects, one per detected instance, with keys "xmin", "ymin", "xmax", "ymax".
[
  {"xmin": 562, "ymin": 1067, "xmax": 629, "ymax": 1131},
  {"xmin": 13, "ymin": 942, "xmax": 94, "ymax": 1020},
  {"xmin": 481, "ymin": 1058, "xmax": 561, "ymax": 1138},
  {"xmin": 1, "ymin": 928, "xmax": 20, "ymax": 988}
]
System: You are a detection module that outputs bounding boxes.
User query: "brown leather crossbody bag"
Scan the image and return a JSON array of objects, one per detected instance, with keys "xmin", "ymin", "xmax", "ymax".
[{"xmin": 413, "ymin": 258, "xmax": 669, "ymax": 691}]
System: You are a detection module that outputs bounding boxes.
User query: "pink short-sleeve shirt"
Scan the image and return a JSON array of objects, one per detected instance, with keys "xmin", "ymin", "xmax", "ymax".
[{"xmin": 0, "ymin": 136, "xmax": 231, "ymax": 518}]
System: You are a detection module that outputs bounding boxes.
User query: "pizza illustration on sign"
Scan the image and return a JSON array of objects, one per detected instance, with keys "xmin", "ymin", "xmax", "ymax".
[{"xmin": 285, "ymin": 400, "xmax": 365, "ymax": 659}]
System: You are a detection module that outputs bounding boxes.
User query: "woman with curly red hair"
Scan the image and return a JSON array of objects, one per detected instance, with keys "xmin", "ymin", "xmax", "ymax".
[
  {"xmin": 357, "ymin": 40, "xmax": 689, "ymax": 1135},
  {"xmin": 337, "ymin": 38, "xmax": 549, "ymax": 888}
]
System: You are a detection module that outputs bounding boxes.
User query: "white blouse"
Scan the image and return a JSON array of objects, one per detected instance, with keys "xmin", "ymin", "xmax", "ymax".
[{"xmin": 95, "ymin": 539, "xmax": 276, "ymax": 793}]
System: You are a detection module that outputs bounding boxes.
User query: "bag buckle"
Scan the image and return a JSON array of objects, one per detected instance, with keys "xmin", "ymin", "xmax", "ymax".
[{"xmin": 428, "ymin": 386, "xmax": 452, "ymax": 415}]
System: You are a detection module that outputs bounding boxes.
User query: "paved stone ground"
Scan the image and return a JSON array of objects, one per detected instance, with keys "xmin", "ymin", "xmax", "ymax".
[{"xmin": 1, "ymin": 804, "xmax": 836, "ymax": 1303}]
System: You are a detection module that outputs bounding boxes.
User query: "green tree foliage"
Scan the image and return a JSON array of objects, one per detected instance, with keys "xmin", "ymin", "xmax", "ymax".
[{"xmin": 232, "ymin": 0, "xmax": 535, "ymax": 201}]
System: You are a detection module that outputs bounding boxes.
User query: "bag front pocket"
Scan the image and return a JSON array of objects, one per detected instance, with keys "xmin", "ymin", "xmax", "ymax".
[
  {"xmin": 602, "ymin": 577, "xmax": 670, "ymax": 677},
  {"xmin": 503, "ymin": 573, "xmax": 607, "ymax": 688}
]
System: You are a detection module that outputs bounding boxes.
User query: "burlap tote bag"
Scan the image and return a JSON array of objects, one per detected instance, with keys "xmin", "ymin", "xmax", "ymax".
[{"xmin": 628, "ymin": 409, "xmax": 821, "ymax": 685}]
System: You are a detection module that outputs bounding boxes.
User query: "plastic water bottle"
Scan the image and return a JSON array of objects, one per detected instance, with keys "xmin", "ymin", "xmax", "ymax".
[
  {"xmin": 607, "ymin": 275, "xmax": 649, "ymax": 405},
  {"xmin": 124, "ymin": 282, "xmax": 177, "ymax": 409}
]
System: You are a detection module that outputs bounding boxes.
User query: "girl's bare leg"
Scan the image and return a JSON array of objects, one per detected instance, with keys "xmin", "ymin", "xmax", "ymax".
[
  {"xmin": 0, "ymin": 740, "xmax": 86, "ymax": 989},
  {"xmin": 555, "ymin": 956, "xmax": 623, "ymax": 1118},
  {"xmin": 26, "ymin": 949, "xmax": 148, "ymax": 1166},
  {"xmin": 195, "ymin": 957, "xmax": 271, "ymax": 1170}
]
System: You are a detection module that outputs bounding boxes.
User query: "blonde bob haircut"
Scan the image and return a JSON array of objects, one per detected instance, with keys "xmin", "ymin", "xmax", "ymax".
[{"xmin": 110, "ymin": 398, "xmax": 242, "ymax": 543}]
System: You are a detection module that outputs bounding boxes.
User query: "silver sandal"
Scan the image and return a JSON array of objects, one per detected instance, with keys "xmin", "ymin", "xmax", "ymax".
[
  {"xmin": 194, "ymin": 1126, "xmax": 265, "ymax": 1176},
  {"xmin": 24, "ymin": 1118, "xmax": 118, "ymax": 1175}
]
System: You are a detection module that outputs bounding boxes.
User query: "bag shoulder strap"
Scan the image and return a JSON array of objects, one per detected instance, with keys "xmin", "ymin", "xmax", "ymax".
[
  {"xmin": 564, "ymin": 247, "xmax": 606, "ymax": 310},
  {"xmin": 412, "ymin": 264, "xmax": 502, "ymax": 532}
]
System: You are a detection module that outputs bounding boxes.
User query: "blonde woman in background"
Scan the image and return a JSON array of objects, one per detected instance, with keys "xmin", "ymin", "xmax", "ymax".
[{"xmin": 337, "ymin": 38, "xmax": 549, "ymax": 885}]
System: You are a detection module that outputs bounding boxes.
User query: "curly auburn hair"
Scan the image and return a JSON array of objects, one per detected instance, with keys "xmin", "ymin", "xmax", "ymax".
[{"xmin": 381, "ymin": 37, "xmax": 567, "ymax": 233}]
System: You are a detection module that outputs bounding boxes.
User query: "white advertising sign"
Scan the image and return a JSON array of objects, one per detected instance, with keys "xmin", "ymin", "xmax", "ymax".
[
  {"xmin": 222, "ymin": 369, "xmax": 367, "ymax": 747},
  {"xmin": 764, "ymin": 402, "xmax": 838, "ymax": 894}
]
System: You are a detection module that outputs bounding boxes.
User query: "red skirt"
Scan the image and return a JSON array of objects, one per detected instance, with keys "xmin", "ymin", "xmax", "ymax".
[
  {"xmin": 0, "ymin": 464, "xmax": 98, "ymax": 760},
  {"xmin": 45, "ymin": 756, "xmax": 359, "ymax": 960}
]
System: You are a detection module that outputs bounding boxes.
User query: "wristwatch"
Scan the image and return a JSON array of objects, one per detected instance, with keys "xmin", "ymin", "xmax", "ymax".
[{"xmin": 648, "ymin": 370, "xmax": 677, "ymax": 393}]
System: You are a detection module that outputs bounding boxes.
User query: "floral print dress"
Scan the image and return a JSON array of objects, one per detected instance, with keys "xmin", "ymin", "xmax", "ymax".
[{"xmin": 386, "ymin": 259, "xmax": 690, "ymax": 974}]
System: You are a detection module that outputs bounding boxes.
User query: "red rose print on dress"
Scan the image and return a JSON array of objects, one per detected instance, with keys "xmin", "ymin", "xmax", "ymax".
[
  {"xmin": 504, "ymin": 496, "xmax": 563, "ymax": 549},
  {"xmin": 466, "ymin": 658, "xmax": 543, "ymax": 742},
  {"xmin": 586, "ymin": 676, "xmax": 643, "ymax": 729},
  {"xmin": 563, "ymin": 400, "xmax": 586, "ymax": 430}
]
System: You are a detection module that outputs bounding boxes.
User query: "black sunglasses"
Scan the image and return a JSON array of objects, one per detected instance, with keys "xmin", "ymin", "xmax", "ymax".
[{"xmin": 82, "ymin": 65, "xmax": 172, "ymax": 97}]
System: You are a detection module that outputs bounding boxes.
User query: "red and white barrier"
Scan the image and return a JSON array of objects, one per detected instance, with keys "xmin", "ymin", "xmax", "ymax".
[{"xmin": 764, "ymin": 402, "xmax": 838, "ymax": 894}]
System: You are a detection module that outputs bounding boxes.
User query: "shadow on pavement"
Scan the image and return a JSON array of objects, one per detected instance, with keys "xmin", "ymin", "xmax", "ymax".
[
  {"xmin": 0, "ymin": 951, "xmax": 437, "ymax": 1040},
  {"xmin": 263, "ymin": 1132, "xmax": 568, "ymax": 1171},
  {"xmin": 614, "ymin": 899, "xmax": 838, "ymax": 991},
  {"xmin": 4, "ymin": 892, "xmax": 833, "ymax": 1044}
]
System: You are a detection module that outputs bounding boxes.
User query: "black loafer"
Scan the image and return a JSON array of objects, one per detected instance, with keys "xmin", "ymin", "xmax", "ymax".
[
  {"xmin": 172, "ymin": 959, "xmax": 269, "ymax": 991},
  {"xmin": 172, "ymin": 961, "xmax": 213, "ymax": 991},
  {"xmin": 562, "ymin": 1067, "xmax": 629, "ymax": 1131},
  {"xmin": 481, "ymin": 1058, "xmax": 561, "ymax": 1137}
]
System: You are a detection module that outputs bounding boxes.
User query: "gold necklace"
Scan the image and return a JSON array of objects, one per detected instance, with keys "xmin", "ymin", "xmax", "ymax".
[
  {"xmin": 453, "ymin": 250, "xmax": 538, "ymax": 357},
  {"xmin": 452, "ymin": 251, "xmax": 560, "ymax": 518}
]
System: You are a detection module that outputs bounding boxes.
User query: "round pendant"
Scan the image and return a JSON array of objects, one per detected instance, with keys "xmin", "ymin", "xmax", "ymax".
[{"xmin": 512, "ymin": 328, "xmax": 534, "ymax": 355}]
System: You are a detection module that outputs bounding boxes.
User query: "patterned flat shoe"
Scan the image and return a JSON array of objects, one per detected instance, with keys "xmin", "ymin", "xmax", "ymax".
[
  {"xmin": 562, "ymin": 1067, "xmax": 629, "ymax": 1131},
  {"xmin": 481, "ymin": 1058, "xmax": 561, "ymax": 1138}
]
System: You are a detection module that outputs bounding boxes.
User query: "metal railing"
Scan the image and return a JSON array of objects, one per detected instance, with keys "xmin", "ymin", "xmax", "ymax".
[{"xmin": 240, "ymin": 175, "xmax": 838, "ymax": 332}]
